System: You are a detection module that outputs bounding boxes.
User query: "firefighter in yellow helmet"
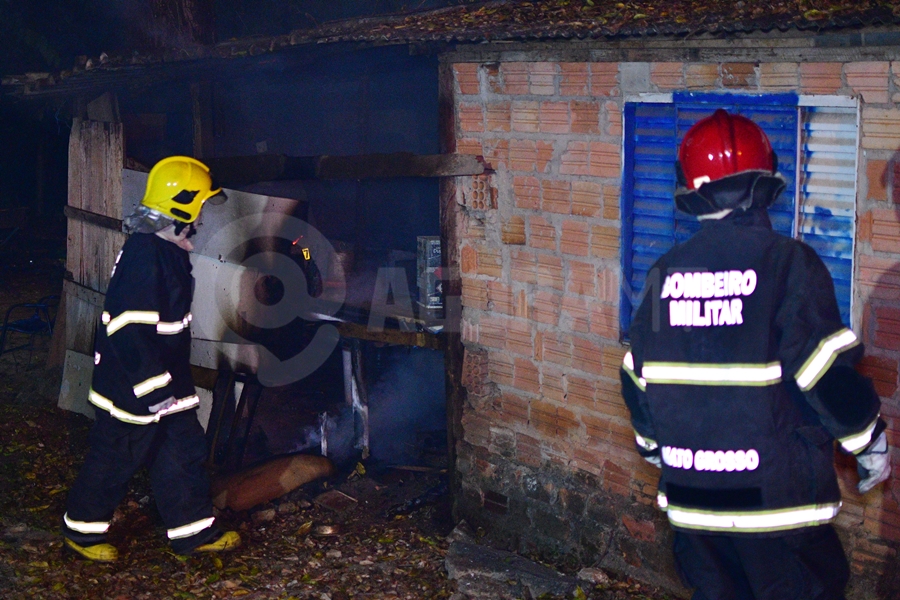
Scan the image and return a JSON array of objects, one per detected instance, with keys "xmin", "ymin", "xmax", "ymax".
[{"xmin": 63, "ymin": 157, "xmax": 238, "ymax": 561}]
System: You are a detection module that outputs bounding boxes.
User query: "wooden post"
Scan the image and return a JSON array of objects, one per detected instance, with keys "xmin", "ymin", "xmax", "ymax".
[{"xmin": 438, "ymin": 60, "xmax": 466, "ymax": 509}]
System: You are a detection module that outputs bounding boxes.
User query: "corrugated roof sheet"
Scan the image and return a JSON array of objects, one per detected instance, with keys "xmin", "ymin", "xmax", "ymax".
[{"xmin": 4, "ymin": 0, "xmax": 900, "ymax": 96}]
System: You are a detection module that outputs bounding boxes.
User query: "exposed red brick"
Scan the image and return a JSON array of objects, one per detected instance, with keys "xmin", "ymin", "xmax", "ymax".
[
  {"xmin": 589, "ymin": 141, "xmax": 621, "ymax": 178},
  {"xmin": 537, "ymin": 253, "xmax": 565, "ymax": 290},
  {"xmin": 479, "ymin": 315, "xmax": 509, "ymax": 350},
  {"xmin": 605, "ymin": 102, "xmax": 622, "ymax": 137},
  {"xmin": 583, "ymin": 412, "xmax": 612, "ymax": 442},
  {"xmin": 484, "ymin": 62, "xmax": 502, "ymax": 93},
  {"xmin": 506, "ymin": 319, "xmax": 534, "ymax": 357},
  {"xmin": 561, "ymin": 295, "xmax": 591, "ymax": 334},
  {"xmin": 685, "ymin": 63, "xmax": 719, "ymax": 89},
  {"xmin": 516, "ymin": 432, "xmax": 543, "ymax": 467},
  {"xmin": 536, "ymin": 141, "xmax": 554, "ymax": 173},
  {"xmin": 858, "ymin": 254, "xmax": 900, "ymax": 301},
  {"xmin": 867, "ymin": 159, "xmax": 889, "ymax": 202},
  {"xmin": 462, "ymin": 347, "xmax": 490, "ymax": 396},
  {"xmin": 591, "ymin": 224, "xmax": 620, "ymax": 259},
  {"xmin": 598, "ymin": 268, "xmax": 619, "ymax": 304},
  {"xmin": 590, "ymin": 63, "xmax": 619, "ymax": 96},
  {"xmin": 603, "ymin": 184, "xmax": 621, "ymax": 220},
  {"xmin": 560, "ymin": 63, "xmax": 589, "ymax": 96},
  {"xmin": 456, "ymin": 138, "xmax": 483, "ymax": 156},
  {"xmin": 509, "ymin": 139, "xmax": 538, "ymax": 172},
  {"xmin": 591, "ymin": 303, "xmax": 619, "ymax": 340},
  {"xmin": 529, "ymin": 62, "xmax": 557, "ymax": 95},
  {"xmin": 601, "ymin": 345, "xmax": 628, "ymax": 380},
  {"xmin": 458, "ymin": 102, "xmax": 484, "ymax": 133},
  {"xmin": 542, "ymin": 179, "xmax": 571, "ymax": 215},
  {"xmin": 482, "ymin": 138, "xmax": 509, "ymax": 171},
  {"xmin": 501, "ymin": 216, "xmax": 527, "ymax": 245},
  {"xmin": 568, "ymin": 260, "xmax": 597, "ymax": 297},
  {"xmin": 513, "ymin": 357, "xmax": 541, "ymax": 395},
  {"xmin": 540, "ymin": 101, "xmax": 570, "ymax": 134},
  {"xmin": 533, "ymin": 290, "xmax": 562, "ymax": 326},
  {"xmin": 846, "ymin": 62, "xmax": 890, "ymax": 104},
  {"xmin": 488, "ymin": 280, "xmax": 515, "ymax": 315},
  {"xmin": 454, "ymin": 63, "xmax": 480, "ymax": 95},
  {"xmin": 510, "ymin": 249, "xmax": 538, "ymax": 284},
  {"xmin": 462, "ymin": 276, "xmax": 489, "ymax": 311},
  {"xmin": 513, "ymin": 176, "xmax": 541, "ymax": 210},
  {"xmin": 542, "ymin": 332, "xmax": 573, "ymax": 367},
  {"xmin": 893, "ymin": 160, "xmax": 900, "ymax": 205},
  {"xmin": 501, "ymin": 62, "xmax": 530, "ymax": 94},
  {"xmin": 488, "ymin": 351, "xmax": 515, "ymax": 387},
  {"xmin": 874, "ymin": 306, "xmax": 900, "ymax": 352},
  {"xmin": 461, "ymin": 319, "xmax": 478, "ymax": 344},
  {"xmin": 862, "ymin": 107, "xmax": 900, "ymax": 151},
  {"xmin": 529, "ymin": 215, "xmax": 557, "ymax": 251},
  {"xmin": 722, "ymin": 63, "xmax": 757, "ymax": 88},
  {"xmin": 570, "ymin": 100, "xmax": 600, "ymax": 134},
  {"xmin": 531, "ymin": 400, "xmax": 578, "ymax": 438},
  {"xmin": 650, "ymin": 62, "xmax": 684, "ymax": 90},
  {"xmin": 511, "ymin": 101, "xmax": 540, "ymax": 133},
  {"xmin": 570, "ymin": 181, "xmax": 602, "ymax": 218},
  {"xmin": 560, "ymin": 141, "xmax": 589, "ymax": 176},
  {"xmin": 461, "ymin": 244, "xmax": 478, "ymax": 275},
  {"xmin": 573, "ymin": 336, "xmax": 604, "ymax": 376},
  {"xmin": 800, "ymin": 62, "xmax": 843, "ymax": 95},
  {"xmin": 567, "ymin": 375, "xmax": 596, "ymax": 410},
  {"xmin": 871, "ymin": 208, "xmax": 900, "ymax": 253},
  {"xmin": 498, "ymin": 391, "xmax": 530, "ymax": 426},
  {"xmin": 542, "ymin": 366, "xmax": 567, "ymax": 403},
  {"xmin": 857, "ymin": 354, "xmax": 900, "ymax": 398},
  {"xmin": 485, "ymin": 101, "xmax": 511, "ymax": 132},
  {"xmin": 759, "ymin": 62, "xmax": 799, "ymax": 90},
  {"xmin": 475, "ymin": 244, "xmax": 503, "ymax": 278},
  {"xmin": 561, "ymin": 219, "xmax": 590, "ymax": 257}
]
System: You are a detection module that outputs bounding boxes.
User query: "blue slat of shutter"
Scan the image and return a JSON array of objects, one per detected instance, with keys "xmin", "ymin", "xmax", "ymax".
[
  {"xmin": 798, "ymin": 106, "xmax": 858, "ymax": 325},
  {"xmin": 673, "ymin": 100, "xmax": 798, "ymax": 240},
  {"xmin": 621, "ymin": 102, "xmax": 677, "ymax": 336}
]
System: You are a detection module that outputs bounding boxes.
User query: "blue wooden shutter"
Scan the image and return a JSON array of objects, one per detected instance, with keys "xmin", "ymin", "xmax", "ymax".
[
  {"xmin": 621, "ymin": 102, "xmax": 677, "ymax": 335},
  {"xmin": 797, "ymin": 105, "xmax": 858, "ymax": 325}
]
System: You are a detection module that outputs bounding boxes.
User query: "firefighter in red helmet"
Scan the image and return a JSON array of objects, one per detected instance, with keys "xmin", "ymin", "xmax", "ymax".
[
  {"xmin": 62, "ymin": 157, "xmax": 239, "ymax": 561},
  {"xmin": 621, "ymin": 110, "xmax": 890, "ymax": 599}
]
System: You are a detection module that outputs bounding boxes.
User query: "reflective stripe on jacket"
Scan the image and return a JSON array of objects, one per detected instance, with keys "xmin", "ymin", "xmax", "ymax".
[
  {"xmin": 622, "ymin": 209, "xmax": 881, "ymax": 535},
  {"xmin": 91, "ymin": 233, "xmax": 197, "ymax": 423}
]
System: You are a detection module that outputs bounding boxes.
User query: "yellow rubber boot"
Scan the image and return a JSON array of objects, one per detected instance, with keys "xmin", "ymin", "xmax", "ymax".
[
  {"xmin": 65, "ymin": 538, "xmax": 118, "ymax": 562},
  {"xmin": 194, "ymin": 530, "xmax": 241, "ymax": 553}
]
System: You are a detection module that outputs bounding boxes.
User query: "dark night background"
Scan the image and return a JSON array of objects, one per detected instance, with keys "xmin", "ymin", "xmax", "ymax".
[{"xmin": 0, "ymin": 0, "xmax": 473, "ymax": 226}]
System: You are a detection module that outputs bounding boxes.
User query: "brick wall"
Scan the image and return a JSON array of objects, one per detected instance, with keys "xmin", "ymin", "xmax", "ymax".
[{"xmin": 449, "ymin": 59, "xmax": 900, "ymax": 597}]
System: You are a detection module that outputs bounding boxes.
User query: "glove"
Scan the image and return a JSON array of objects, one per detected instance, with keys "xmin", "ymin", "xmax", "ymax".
[
  {"xmin": 644, "ymin": 453, "xmax": 661, "ymax": 468},
  {"xmin": 857, "ymin": 431, "xmax": 891, "ymax": 494}
]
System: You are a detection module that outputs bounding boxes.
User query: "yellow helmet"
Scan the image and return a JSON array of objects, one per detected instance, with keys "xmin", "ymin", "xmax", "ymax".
[{"xmin": 141, "ymin": 156, "xmax": 222, "ymax": 223}]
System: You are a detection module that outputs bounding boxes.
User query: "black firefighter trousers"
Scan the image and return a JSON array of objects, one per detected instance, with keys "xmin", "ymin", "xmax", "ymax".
[
  {"xmin": 63, "ymin": 408, "xmax": 219, "ymax": 554},
  {"xmin": 674, "ymin": 526, "xmax": 850, "ymax": 600}
]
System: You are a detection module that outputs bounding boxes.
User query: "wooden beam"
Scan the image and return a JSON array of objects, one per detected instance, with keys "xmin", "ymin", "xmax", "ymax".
[
  {"xmin": 64, "ymin": 205, "xmax": 123, "ymax": 232},
  {"xmin": 204, "ymin": 152, "xmax": 485, "ymax": 187},
  {"xmin": 336, "ymin": 321, "xmax": 445, "ymax": 350}
]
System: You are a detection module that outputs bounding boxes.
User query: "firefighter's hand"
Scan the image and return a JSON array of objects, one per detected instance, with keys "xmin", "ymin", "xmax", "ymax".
[{"xmin": 857, "ymin": 431, "xmax": 891, "ymax": 494}]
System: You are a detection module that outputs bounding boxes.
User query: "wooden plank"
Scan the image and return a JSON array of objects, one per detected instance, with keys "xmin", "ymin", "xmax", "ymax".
[
  {"xmin": 66, "ymin": 119, "xmax": 83, "ymax": 279},
  {"xmin": 204, "ymin": 152, "xmax": 485, "ymax": 187},
  {"xmin": 63, "ymin": 205, "xmax": 123, "ymax": 232},
  {"xmin": 63, "ymin": 278, "xmax": 106, "ymax": 308},
  {"xmin": 65, "ymin": 293, "xmax": 101, "ymax": 355},
  {"xmin": 336, "ymin": 321, "xmax": 445, "ymax": 350},
  {"xmin": 58, "ymin": 349, "xmax": 95, "ymax": 419}
]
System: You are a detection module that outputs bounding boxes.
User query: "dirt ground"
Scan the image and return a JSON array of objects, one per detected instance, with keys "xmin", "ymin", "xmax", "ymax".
[{"xmin": 0, "ymin": 226, "xmax": 675, "ymax": 600}]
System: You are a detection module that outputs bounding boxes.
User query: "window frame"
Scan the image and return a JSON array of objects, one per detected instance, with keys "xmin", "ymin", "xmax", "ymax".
[{"xmin": 619, "ymin": 92, "xmax": 861, "ymax": 339}]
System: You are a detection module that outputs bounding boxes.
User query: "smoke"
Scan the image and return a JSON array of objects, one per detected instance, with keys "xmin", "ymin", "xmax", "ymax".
[{"xmin": 367, "ymin": 347, "xmax": 446, "ymax": 467}]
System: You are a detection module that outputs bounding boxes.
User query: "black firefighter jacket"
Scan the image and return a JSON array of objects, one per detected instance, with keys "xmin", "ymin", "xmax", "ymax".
[
  {"xmin": 89, "ymin": 233, "xmax": 199, "ymax": 424},
  {"xmin": 621, "ymin": 208, "xmax": 883, "ymax": 535}
]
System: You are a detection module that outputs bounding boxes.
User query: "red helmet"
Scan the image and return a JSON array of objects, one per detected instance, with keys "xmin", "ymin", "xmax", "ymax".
[{"xmin": 678, "ymin": 109, "xmax": 776, "ymax": 191}]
